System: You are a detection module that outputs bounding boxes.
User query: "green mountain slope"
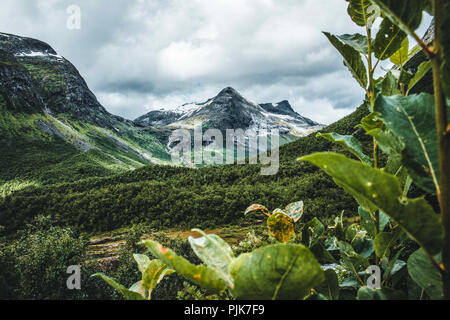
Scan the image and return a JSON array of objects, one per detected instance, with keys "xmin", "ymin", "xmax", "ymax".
[
  {"xmin": 0, "ymin": 104, "xmax": 370, "ymax": 235},
  {"xmin": 0, "ymin": 33, "xmax": 174, "ymax": 194}
]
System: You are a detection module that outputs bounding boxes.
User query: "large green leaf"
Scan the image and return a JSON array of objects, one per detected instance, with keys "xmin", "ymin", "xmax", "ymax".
[
  {"xmin": 317, "ymin": 132, "xmax": 372, "ymax": 165},
  {"xmin": 188, "ymin": 229, "xmax": 235, "ymax": 288},
  {"xmin": 374, "ymin": 18, "xmax": 407, "ymax": 61},
  {"xmin": 374, "ymin": 93, "xmax": 449, "ymax": 194},
  {"xmin": 337, "ymin": 34, "xmax": 369, "ymax": 55},
  {"xmin": 299, "ymin": 152, "xmax": 443, "ymax": 255},
  {"xmin": 346, "ymin": 0, "xmax": 376, "ymax": 27},
  {"xmin": 229, "ymin": 243, "xmax": 325, "ymax": 300},
  {"xmin": 92, "ymin": 273, "xmax": 145, "ymax": 300},
  {"xmin": 323, "ymin": 32, "xmax": 368, "ymax": 89},
  {"xmin": 143, "ymin": 240, "xmax": 227, "ymax": 293},
  {"xmin": 407, "ymin": 249, "xmax": 443, "ymax": 300},
  {"xmin": 371, "ymin": 0, "xmax": 428, "ymax": 34}
]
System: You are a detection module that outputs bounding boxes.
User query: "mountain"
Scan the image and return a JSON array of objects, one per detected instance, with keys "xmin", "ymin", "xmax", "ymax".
[
  {"xmin": 0, "ymin": 32, "xmax": 325, "ymax": 191},
  {"xmin": 1, "ymin": 33, "xmax": 323, "ymax": 183},
  {"xmin": 135, "ymin": 87, "xmax": 323, "ymax": 137},
  {"xmin": 0, "ymin": 32, "xmax": 174, "ymax": 190}
]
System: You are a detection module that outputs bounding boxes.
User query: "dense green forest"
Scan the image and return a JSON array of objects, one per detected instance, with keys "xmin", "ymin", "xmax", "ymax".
[{"xmin": 0, "ymin": 104, "xmax": 370, "ymax": 236}]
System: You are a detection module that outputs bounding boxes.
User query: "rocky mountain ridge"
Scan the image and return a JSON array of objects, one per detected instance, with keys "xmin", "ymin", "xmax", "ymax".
[{"xmin": 135, "ymin": 87, "xmax": 323, "ymax": 137}]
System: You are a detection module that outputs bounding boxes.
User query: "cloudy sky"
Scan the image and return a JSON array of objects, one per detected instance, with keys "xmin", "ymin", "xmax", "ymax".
[{"xmin": 0, "ymin": 0, "xmax": 432, "ymax": 124}]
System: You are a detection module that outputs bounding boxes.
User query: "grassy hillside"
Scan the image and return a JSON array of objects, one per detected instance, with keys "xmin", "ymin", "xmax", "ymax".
[
  {"xmin": 0, "ymin": 108, "xmax": 148, "ymax": 195},
  {"xmin": 0, "ymin": 104, "xmax": 371, "ymax": 235}
]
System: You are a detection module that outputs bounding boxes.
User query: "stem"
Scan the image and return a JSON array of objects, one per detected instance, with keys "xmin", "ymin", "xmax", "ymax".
[
  {"xmin": 432, "ymin": 0, "xmax": 450, "ymax": 300},
  {"xmin": 366, "ymin": 25, "xmax": 381, "ymax": 248}
]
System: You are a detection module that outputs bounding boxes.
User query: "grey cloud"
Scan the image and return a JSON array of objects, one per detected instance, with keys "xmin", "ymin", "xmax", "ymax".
[{"xmin": 0, "ymin": 0, "xmax": 433, "ymax": 124}]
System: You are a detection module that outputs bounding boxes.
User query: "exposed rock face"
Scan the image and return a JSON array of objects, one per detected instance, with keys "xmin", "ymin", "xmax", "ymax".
[
  {"xmin": 0, "ymin": 48, "xmax": 44, "ymax": 113},
  {"xmin": 0, "ymin": 32, "xmax": 131, "ymax": 130},
  {"xmin": 135, "ymin": 110, "xmax": 182, "ymax": 127},
  {"xmin": 0, "ymin": 32, "xmax": 168, "ymax": 165},
  {"xmin": 259, "ymin": 100, "xmax": 320, "ymax": 127},
  {"xmin": 135, "ymin": 87, "xmax": 323, "ymax": 137}
]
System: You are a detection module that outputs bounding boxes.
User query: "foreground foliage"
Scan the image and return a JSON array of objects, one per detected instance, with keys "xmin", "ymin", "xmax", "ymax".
[{"xmin": 97, "ymin": 0, "xmax": 450, "ymax": 300}]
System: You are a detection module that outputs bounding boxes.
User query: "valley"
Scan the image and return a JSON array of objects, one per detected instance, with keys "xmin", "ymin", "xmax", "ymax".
[{"xmin": 0, "ymin": 11, "xmax": 442, "ymax": 301}]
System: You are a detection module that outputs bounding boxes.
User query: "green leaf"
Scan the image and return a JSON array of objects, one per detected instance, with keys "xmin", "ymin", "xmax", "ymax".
[
  {"xmin": 374, "ymin": 93, "xmax": 449, "ymax": 194},
  {"xmin": 299, "ymin": 152, "xmax": 443, "ymax": 255},
  {"xmin": 345, "ymin": 223, "xmax": 361, "ymax": 242},
  {"xmin": 380, "ymin": 71, "xmax": 399, "ymax": 96},
  {"xmin": 382, "ymin": 249, "xmax": 405, "ymax": 281},
  {"xmin": 399, "ymin": 69, "xmax": 414, "ymax": 86},
  {"xmin": 142, "ymin": 240, "xmax": 227, "ymax": 293},
  {"xmin": 132, "ymin": 253, "xmax": 173, "ymax": 298},
  {"xmin": 337, "ymin": 34, "xmax": 369, "ymax": 55},
  {"xmin": 141, "ymin": 259, "xmax": 175, "ymax": 296},
  {"xmin": 346, "ymin": 0, "xmax": 376, "ymax": 27},
  {"xmin": 407, "ymin": 249, "xmax": 443, "ymax": 300},
  {"xmin": 340, "ymin": 277, "xmax": 359, "ymax": 289},
  {"xmin": 337, "ymin": 240, "xmax": 370, "ymax": 273},
  {"xmin": 373, "ymin": 227, "xmax": 402, "ymax": 258},
  {"xmin": 317, "ymin": 132, "xmax": 372, "ymax": 165},
  {"xmin": 188, "ymin": 229, "xmax": 235, "ymax": 288},
  {"xmin": 129, "ymin": 281, "xmax": 148, "ymax": 298},
  {"xmin": 357, "ymin": 286, "xmax": 406, "ymax": 300},
  {"xmin": 267, "ymin": 209, "xmax": 295, "ymax": 243},
  {"xmin": 390, "ymin": 37, "xmax": 409, "ymax": 65},
  {"xmin": 358, "ymin": 206, "xmax": 389, "ymax": 237},
  {"xmin": 229, "ymin": 243, "xmax": 325, "ymax": 300},
  {"xmin": 284, "ymin": 201, "xmax": 304, "ymax": 223},
  {"xmin": 407, "ymin": 60, "xmax": 431, "ymax": 94},
  {"xmin": 310, "ymin": 242, "xmax": 337, "ymax": 264},
  {"xmin": 92, "ymin": 273, "xmax": 145, "ymax": 300},
  {"xmin": 133, "ymin": 254, "xmax": 151, "ymax": 274},
  {"xmin": 329, "ymin": 211, "xmax": 345, "ymax": 240},
  {"xmin": 374, "ymin": 18, "xmax": 407, "ymax": 61},
  {"xmin": 244, "ymin": 204, "xmax": 270, "ymax": 217},
  {"xmin": 302, "ymin": 217, "xmax": 325, "ymax": 248},
  {"xmin": 371, "ymin": 0, "xmax": 428, "ymax": 34},
  {"xmin": 316, "ymin": 269, "xmax": 339, "ymax": 300},
  {"xmin": 352, "ymin": 237, "xmax": 374, "ymax": 259},
  {"xmin": 323, "ymin": 32, "xmax": 368, "ymax": 89}
]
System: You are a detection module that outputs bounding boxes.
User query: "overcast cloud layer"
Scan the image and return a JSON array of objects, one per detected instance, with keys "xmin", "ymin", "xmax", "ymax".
[{"xmin": 0, "ymin": 0, "xmax": 432, "ymax": 124}]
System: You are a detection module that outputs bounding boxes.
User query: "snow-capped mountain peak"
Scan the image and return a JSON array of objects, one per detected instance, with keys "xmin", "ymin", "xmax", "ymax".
[{"xmin": 134, "ymin": 87, "xmax": 323, "ymax": 137}]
